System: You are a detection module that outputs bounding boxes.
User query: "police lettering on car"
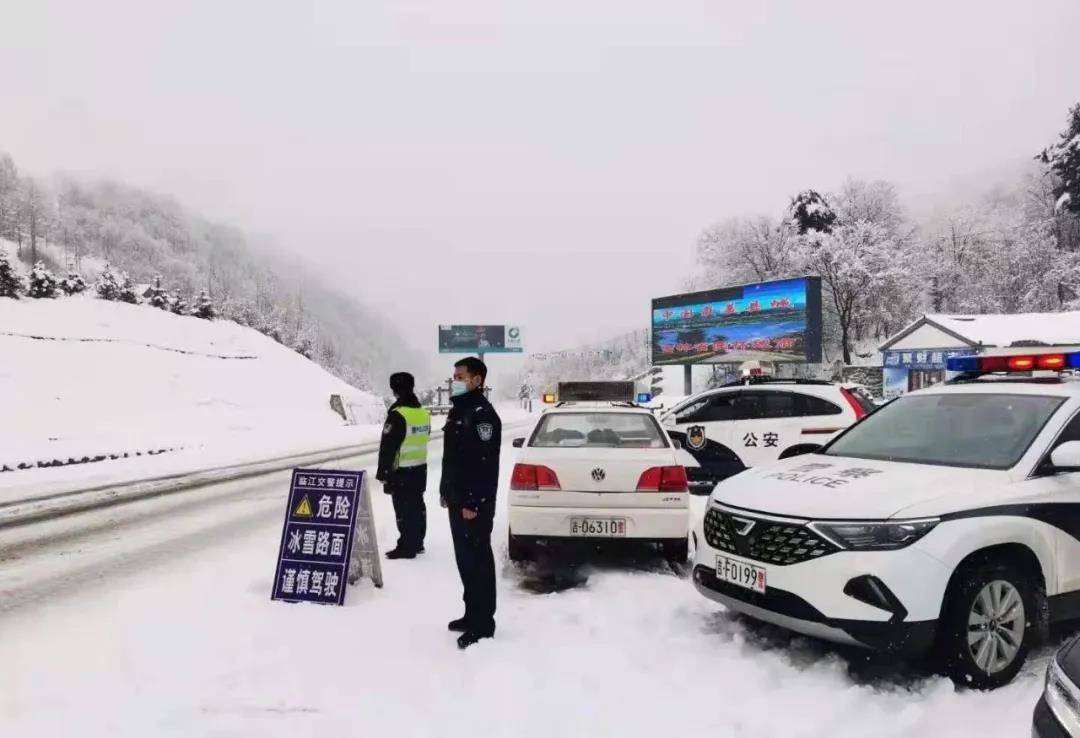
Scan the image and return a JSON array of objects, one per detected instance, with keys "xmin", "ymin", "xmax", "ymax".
[{"xmin": 693, "ymin": 350, "xmax": 1080, "ymax": 690}]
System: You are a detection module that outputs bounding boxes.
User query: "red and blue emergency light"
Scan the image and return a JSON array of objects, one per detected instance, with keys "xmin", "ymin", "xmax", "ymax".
[{"xmin": 945, "ymin": 352, "xmax": 1080, "ymax": 373}]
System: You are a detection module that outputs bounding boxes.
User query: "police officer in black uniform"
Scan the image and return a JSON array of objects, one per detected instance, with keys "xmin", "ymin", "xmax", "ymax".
[
  {"xmin": 440, "ymin": 357, "xmax": 502, "ymax": 649},
  {"xmin": 376, "ymin": 372, "xmax": 430, "ymax": 560}
]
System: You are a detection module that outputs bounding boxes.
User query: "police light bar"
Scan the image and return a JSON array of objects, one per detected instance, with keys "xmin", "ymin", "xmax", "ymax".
[
  {"xmin": 556, "ymin": 381, "xmax": 636, "ymax": 403},
  {"xmin": 542, "ymin": 392, "xmax": 557, "ymax": 404},
  {"xmin": 945, "ymin": 352, "xmax": 1080, "ymax": 373},
  {"xmin": 636, "ymin": 392, "xmax": 652, "ymax": 403}
]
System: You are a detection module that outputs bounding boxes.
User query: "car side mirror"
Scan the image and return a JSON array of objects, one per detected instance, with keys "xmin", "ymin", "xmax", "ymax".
[
  {"xmin": 672, "ymin": 440, "xmax": 683, "ymax": 450},
  {"xmin": 1051, "ymin": 441, "xmax": 1080, "ymax": 471},
  {"xmin": 512, "ymin": 438, "xmax": 525, "ymax": 448}
]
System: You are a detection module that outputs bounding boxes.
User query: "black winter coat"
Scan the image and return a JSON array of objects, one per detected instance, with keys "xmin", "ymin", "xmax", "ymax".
[{"xmin": 440, "ymin": 389, "xmax": 501, "ymax": 509}]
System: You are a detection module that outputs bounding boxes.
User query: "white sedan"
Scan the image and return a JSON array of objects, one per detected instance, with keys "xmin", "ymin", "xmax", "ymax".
[{"xmin": 507, "ymin": 405, "xmax": 690, "ymax": 562}]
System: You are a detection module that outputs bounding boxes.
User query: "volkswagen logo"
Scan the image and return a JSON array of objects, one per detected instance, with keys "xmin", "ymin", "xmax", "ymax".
[{"xmin": 591, "ymin": 468, "xmax": 606, "ymax": 482}]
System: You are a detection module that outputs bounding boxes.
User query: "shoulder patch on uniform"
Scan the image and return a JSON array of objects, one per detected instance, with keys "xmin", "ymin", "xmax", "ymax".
[
  {"xmin": 382, "ymin": 422, "xmax": 393, "ymax": 435},
  {"xmin": 477, "ymin": 423, "xmax": 494, "ymax": 442}
]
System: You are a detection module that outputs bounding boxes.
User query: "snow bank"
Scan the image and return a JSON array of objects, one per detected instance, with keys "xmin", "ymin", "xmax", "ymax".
[{"xmin": 0, "ymin": 294, "xmax": 386, "ymax": 488}]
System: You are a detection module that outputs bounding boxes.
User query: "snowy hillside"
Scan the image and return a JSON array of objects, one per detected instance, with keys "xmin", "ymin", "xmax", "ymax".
[{"xmin": 0, "ymin": 294, "xmax": 386, "ymax": 488}]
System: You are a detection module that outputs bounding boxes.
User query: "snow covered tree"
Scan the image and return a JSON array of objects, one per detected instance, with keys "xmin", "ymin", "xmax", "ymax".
[
  {"xmin": 695, "ymin": 215, "xmax": 797, "ymax": 288},
  {"xmin": 793, "ymin": 221, "xmax": 916, "ymax": 365},
  {"xmin": 60, "ymin": 270, "xmax": 87, "ymax": 295},
  {"xmin": 27, "ymin": 261, "xmax": 59, "ymax": 298},
  {"xmin": 220, "ymin": 296, "xmax": 260, "ymax": 327},
  {"xmin": 789, "ymin": 190, "xmax": 837, "ymax": 234},
  {"xmin": 193, "ymin": 290, "xmax": 216, "ymax": 319},
  {"xmin": 147, "ymin": 275, "xmax": 169, "ymax": 310},
  {"xmin": 169, "ymin": 291, "xmax": 189, "ymax": 315},
  {"xmin": 118, "ymin": 272, "xmax": 140, "ymax": 304},
  {"xmin": 1039, "ymin": 102, "xmax": 1080, "ymax": 217},
  {"xmin": 19, "ymin": 179, "xmax": 51, "ymax": 265},
  {"xmin": 293, "ymin": 324, "xmax": 317, "ymax": 359},
  {"xmin": 0, "ymin": 154, "xmax": 18, "ymax": 242},
  {"xmin": 0, "ymin": 251, "xmax": 25, "ymax": 298},
  {"xmin": 95, "ymin": 264, "xmax": 120, "ymax": 301}
]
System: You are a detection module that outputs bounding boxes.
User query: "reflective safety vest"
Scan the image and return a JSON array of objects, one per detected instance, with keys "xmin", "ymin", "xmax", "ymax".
[{"xmin": 393, "ymin": 405, "xmax": 431, "ymax": 469}]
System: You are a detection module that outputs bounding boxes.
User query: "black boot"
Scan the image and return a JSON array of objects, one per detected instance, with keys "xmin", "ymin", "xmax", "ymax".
[
  {"xmin": 447, "ymin": 616, "xmax": 469, "ymax": 632},
  {"xmin": 386, "ymin": 548, "xmax": 416, "ymax": 560},
  {"xmin": 457, "ymin": 631, "xmax": 494, "ymax": 650}
]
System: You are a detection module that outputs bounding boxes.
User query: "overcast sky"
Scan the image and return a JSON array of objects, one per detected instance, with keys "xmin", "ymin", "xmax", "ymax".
[{"xmin": 3, "ymin": 0, "xmax": 1079, "ymax": 363}]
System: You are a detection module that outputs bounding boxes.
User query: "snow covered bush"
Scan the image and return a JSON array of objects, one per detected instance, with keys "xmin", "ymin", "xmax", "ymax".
[
  {"xmin": 118, "ymin": 272, "xmax": 140, "ymax": 304},
  {"xmin": 96, "ymin": 264, "xmax": 120, "ymax": 301},
  {"xmin": 169, "ymin": 291, "xmax": 189, "ymax": 315},
  {"xmin": 147, "ymin": 275, "xmax": 169, "ymax": 310},
  {"xmin": 0, "ymin": 252, "xmax": 25, "ymax": 298},
  {"xmin": 293, "ymin": 336, "xmax": 315, "ymax": 359},
  {"xmin": 60, "ymin": 271, "xmax": 87, "ymax": 295},
  {"xmin": 193, "ymin": 290, "xmax": 216, "ymax": 319},
  {"xmin": 27, "ymin": 261, "xmax": 59, "ymax": 298},
  {"xmin": 1039, "ymin": 102, "xmax": 1080, "ymax": 217}
]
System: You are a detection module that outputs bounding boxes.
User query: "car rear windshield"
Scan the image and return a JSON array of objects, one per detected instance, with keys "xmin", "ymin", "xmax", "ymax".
[
  {"xmin": 530, "ymin": 413, "xmax": 669, "ymax": 449},
  {"xmin": 823, "ymin": 392, "xmax": 1065, "ymax": 469}
]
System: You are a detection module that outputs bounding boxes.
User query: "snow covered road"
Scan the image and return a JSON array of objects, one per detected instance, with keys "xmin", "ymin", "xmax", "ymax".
[{"xmin": 0, "ymin": 429, "xmax": 1054, "ymax": 738}]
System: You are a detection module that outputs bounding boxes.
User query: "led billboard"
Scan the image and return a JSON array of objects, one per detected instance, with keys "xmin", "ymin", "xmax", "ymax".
[
  {"xmin": 438, "ymin": 325, "xmax": 523, "ymax": 354},
  {"xmin": 651, "ymin": 277, "xmax": 823, "ymax": 365}
]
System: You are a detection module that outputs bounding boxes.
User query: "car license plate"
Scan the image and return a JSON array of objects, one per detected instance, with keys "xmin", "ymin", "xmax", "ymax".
[
  {"xmin": 569, "ymin": 518, "xmax": 626, "ymax": 537},
  {"xmin": 716, "ymin": 554, "xmax": 766, "ymax": 594}
]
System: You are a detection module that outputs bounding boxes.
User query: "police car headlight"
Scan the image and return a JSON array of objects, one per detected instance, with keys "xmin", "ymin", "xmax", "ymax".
[
  {"xmin": 809, "ymin": 518, "xmax": 938, "ymax": 551},
  {"xmin": 1046, "ymin": 656, "xmax": 1080, "ymax": 734}
]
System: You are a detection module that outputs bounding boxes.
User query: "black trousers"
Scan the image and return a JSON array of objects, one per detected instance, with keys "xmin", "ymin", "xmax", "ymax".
[
  {"xmin": 388, "ymin": 483, "xmax": 427, "ymax": 553},
  {"xmin": 448, "ymin": 500, "xmax": 496, "ymax": 635}
]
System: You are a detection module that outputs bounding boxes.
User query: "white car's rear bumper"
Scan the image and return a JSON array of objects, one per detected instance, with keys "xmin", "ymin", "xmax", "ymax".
[{"xmin": 509, "ymin": 504, "xmax": 689, "ymax": 540}]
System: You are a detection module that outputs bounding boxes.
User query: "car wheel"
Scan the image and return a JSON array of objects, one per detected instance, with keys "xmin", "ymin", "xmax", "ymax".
[
  {"xmin": 662, "ymin": 538, "xmax": 689, "ymax": 563},
  {"xmin": 940, "ymin": 562, "xmax": 1034, "ymax": 689},
  {"xmin": 508, "ymin": 531, "xmax": 533, "ymax": 563}
]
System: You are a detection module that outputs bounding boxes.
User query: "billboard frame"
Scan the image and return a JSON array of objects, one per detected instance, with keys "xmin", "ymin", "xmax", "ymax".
[
  {"xmin": 437, "ymin": 324, "xmax": 524, "ymax": 355},
  {"xmin": 650, "ymin": 276, "xmax": 823, "ymax": 366}
]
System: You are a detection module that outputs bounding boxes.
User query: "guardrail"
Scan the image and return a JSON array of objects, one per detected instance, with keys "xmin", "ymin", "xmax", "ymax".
[
  {"xmin": 0, "ymin": 418, "xmax": 536, "ymax": 530},
  {"xmin": 0, "ymin": 439, "xmax": 390, "ymax": 530}
]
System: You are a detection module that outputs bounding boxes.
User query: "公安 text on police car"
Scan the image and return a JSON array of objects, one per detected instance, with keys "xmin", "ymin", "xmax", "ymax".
[{"xmin": 692, "ymin": 351, "xmax": 1080, "ymax": 689}]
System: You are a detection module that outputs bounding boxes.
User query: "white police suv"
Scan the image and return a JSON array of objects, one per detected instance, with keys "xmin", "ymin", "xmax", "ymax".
[
  {"xmin": 661, "ymin": 378, "xmax": 874, "ymax": 494},
  {"xmin": 508, "ymin": 382, "xmax": 690, "ymax": 562},
  {"xmin": 692, "ymin": 350, "xmax": 1080, "ymax": 688}
]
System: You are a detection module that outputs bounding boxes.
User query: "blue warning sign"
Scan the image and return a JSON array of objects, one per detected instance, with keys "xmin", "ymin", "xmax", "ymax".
[{"xmin": 271, "ymin": 468, "xmax": 363, "ymax": 606}]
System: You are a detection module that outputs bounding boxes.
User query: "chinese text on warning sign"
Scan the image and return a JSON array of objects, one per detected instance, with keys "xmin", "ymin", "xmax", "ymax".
[{"xmin": 271, "ymin": 469, "xmax": 363, "ymax": 606}]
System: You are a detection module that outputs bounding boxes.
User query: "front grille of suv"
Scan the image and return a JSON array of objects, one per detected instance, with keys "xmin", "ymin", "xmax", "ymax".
[{"xmin": 703, "ymin": 507, "xmax": 838, "ymax": 566}]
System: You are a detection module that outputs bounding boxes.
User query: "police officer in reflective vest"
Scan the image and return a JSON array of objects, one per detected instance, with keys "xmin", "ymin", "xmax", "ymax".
[
  {"xmin": 441, "ymin": 357, "xmax": 501, "ymax": 649},
  {"xmin": 377, "ymin": 372, "xmax": 431, "ymax": 560}
]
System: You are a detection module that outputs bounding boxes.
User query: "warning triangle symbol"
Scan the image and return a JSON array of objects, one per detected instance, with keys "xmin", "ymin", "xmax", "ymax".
[{"xmin": 293, "ymin": 495, "xmax": 314, "ymax": 518}]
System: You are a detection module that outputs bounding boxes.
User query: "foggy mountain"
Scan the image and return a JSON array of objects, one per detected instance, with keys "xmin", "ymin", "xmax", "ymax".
[{"xmin": 0, "ymin": 151, "xmax": 424, "ymax": 393}]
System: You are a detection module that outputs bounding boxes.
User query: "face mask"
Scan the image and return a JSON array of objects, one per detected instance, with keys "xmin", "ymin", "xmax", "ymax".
[{"xmin": 451, "ymin": 380, "xmax": 469, "ymax": 397}]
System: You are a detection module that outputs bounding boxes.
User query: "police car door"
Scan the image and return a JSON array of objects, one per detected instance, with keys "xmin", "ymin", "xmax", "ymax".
[
  {"xmin": 730, "ymin": 389, "xmax": 797, "ymax": 467},
  {"xmin": 1029, "ymin": 409, "xmax": 1080, "ymax": 601},
  {"xmin": 668, "ymin": 390, "xmax": 744, "ymax": 479}
]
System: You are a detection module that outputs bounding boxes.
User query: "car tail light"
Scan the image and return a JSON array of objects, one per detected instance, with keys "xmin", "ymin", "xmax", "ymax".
[
  {"xmin": 510, "ymin": 463, "xmax": 561, "ymax": 491},
  {"xmin": 636, "ymin": 466, "xmax": 688, "ymax": 492},
  {"xmin": 839, "ymin": 387, "xmax": 867, "ymax": 420}
]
